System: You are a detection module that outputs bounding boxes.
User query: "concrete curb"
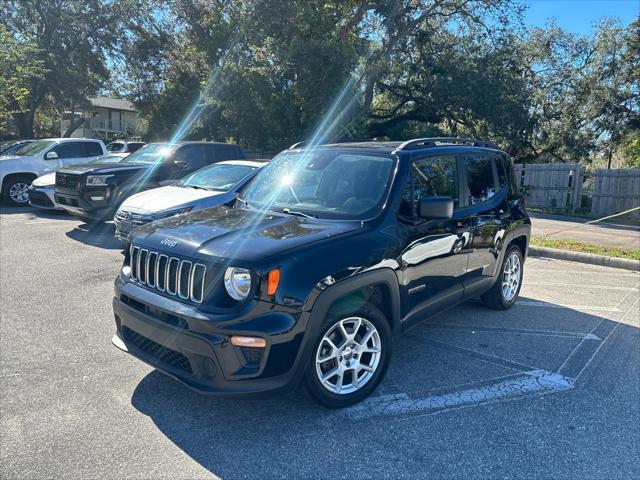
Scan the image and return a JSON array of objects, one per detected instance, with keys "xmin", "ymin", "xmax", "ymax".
[{"xmin": 529, "ymin": 246, "xmax": 640, "ymax": 272}]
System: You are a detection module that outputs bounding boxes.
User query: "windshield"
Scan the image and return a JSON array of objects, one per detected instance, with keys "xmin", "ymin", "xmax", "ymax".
[
  {"xmin": 241, "ymin": 150, "xmax": 395, "ymax": 219},
  {"xmin": 178, "ymin": 163, "xmax": 258, "ymax": 191},
  {"xmin": 16, "ymin": 140, "xmax": 55, "ymax": 156},
  {"xmin": 122, "ymin": 143, "xmax": 177, "ymax": 164},
  {"xmin": 106, "ymin": 142, "xmax": 124, "ymax": 152},
  {"xmin": 3, "ymin": 142, "xmax": 32, "ymax": 155}
]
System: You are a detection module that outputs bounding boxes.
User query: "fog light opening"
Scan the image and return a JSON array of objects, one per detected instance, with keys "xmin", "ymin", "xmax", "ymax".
[{"xmin": 231, "ymin": 336, "xmax": 266, "ymax": 348}]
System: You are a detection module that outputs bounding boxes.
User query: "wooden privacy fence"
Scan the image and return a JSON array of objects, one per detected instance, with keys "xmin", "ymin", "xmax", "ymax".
[{"xmin": 514, "ymin": 163, "xmax": 640, "ymax": 218}]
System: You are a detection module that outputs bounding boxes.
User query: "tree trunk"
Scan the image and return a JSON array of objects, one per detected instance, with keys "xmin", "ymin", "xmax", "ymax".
[
  {"xmin": 12, "ymin": 111, "xmax": 35, "ymax": 139},
  {"xmin": 607, "ymin": 147, "xmax": 613, "ymax": 169},
  {"xmin": 63, "ymin": 116, "xmax": 85, "ymax": 137}
]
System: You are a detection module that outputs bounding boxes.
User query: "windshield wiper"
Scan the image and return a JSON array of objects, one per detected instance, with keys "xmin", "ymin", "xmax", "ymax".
[
  {"xmin": 185, "ymin": 185, "xmax": 208, "ymax": 190},
  {"xmin": 276, "ymin": 208, "xmax": 316, "ymax": 219},
  {"xmin": 236, "ymin": 197, "xmax": 252, "ymax": 209}
]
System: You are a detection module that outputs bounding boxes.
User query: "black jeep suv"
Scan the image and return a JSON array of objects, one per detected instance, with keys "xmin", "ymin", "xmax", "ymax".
[
  {"xmin": 111, "ymin": 138, "xmax": 530, "ymax": 407},
  {"xmin": 54, "ymin": 141, "xmax": 244, "ymax": 221}
]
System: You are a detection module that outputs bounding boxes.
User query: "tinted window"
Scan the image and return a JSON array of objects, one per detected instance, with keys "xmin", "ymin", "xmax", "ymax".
[
  {"xmin": 106, "ymin": 142, "xmax": 124, "ymax": 152},
  {"xmin": 175, "ymin": 145, "xmax": 208, "ymax": 170},
  {"xmin": 127, "ymin": 142, "xmax": 145, "ymax": 152},
  {"xmin": 464, "ymin": 155, "xmax": 496, "ymax": 205},
  {"xmin": 400, "ymin": 156, "xmax": 459, "ymax": 217},
  {"xmin": 52, "ymin": 142, "xmax": 85, "ymax": 159},
  {"xmin": 212, "ymin": 145, "xmax": 243, "ymax": 161},
  {"xmin": 84, "ymin": 142, "xmax": 103, "ymax": 156}
]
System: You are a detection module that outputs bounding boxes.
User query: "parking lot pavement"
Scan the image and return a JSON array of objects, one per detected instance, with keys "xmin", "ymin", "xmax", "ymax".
[{"xmin": 2, "ymin": 207, "xmax": 639, "ymax": 480}]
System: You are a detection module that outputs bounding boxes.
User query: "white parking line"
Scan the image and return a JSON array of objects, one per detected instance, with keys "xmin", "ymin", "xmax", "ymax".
[
  {"xmin": 523, "ymin": 282, "xmax": 639, "ymax": 291},
  {"xmin": 342, "ymin": 369, "xmax": 574, "ymax": 420}
]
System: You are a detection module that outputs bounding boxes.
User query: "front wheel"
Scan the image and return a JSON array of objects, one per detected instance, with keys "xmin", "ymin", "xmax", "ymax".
[
  {"xmin": 305, "ymin": 304, "xmax": 392, "ymax": 408},
  {"xmin": 3, "ymin": 176, "xmax": 33, "ymax": 206},
  {"xmin": 481, "ymin": 244, "xmax": 524, "ymax": 310}
]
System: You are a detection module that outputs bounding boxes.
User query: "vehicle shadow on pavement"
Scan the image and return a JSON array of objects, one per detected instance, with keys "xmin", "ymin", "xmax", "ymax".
[
  {"xmin": 129, "ymin": 295, "xmax": 639, "ymax": 478},
  {"xmin": 65, "ymin": 221, "xmax": 124, "ymax": 250}
]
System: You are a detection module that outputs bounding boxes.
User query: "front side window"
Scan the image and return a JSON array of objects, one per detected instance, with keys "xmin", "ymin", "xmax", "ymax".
[
  {"xmin": 241, "ymin": 149, "xmax": 395, "ymax": 219},
  {"xmin": 51, "ymin": 142, "xmax": 85, "ymax": 159},
  {"xmin": 178, "ymin": 164, "xmax": 257, "ymax": 191},
  {"xmin": 464, "ymin": 155, "xmax": 497, "ymax": 205},
  {"xmin": 400, "ymin": 156, "xmax": 459, "ymax": 218},
  {"xmin": 16, "ymin": 140, "xmax": 55, "ymax": 156}
]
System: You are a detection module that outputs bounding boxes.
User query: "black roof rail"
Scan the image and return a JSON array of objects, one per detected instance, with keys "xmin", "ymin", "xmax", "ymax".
[{"xmin": 396, "ymin": 137, "xmax": 498, "ymax": 151}]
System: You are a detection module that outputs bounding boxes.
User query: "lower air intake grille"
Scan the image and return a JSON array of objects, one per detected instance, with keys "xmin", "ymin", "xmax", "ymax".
[
  {"xmin": 240, "ymin": 346, "xmax": 263, "ymax": 364},
  {"xmin": 122, "ymin": 327, "xmax": 192, "ymax": 373}
]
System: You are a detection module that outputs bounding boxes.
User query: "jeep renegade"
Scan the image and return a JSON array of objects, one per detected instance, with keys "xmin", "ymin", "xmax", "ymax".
[{"xmin": 111, "ymin": 138, "xmax": 530, "ymax": 408}]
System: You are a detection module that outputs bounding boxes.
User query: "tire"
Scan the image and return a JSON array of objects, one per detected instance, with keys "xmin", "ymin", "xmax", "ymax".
[
  {"xmin": 481, "ymin": 244, "xmax": 524, "ymax": 310},
  {"xmin": 304, "ymin": 303, "xmax": 392, "ymax": 408},
  {"xmin": 2, "ymin": 175, "xmax": 33, "ymax": 207}
]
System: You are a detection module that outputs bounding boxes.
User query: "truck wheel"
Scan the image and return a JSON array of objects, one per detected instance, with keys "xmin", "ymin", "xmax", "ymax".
[
  {"xmin": 305, "ymin": 304, "xmax": 392, "ymax": 408},
  {"xmin": 3, "ymin": 175, "xmax": 32, "ymax": 206},
  {"xmin": 481, "ymin": 244, "xmax": 524, "ymax": 310}
]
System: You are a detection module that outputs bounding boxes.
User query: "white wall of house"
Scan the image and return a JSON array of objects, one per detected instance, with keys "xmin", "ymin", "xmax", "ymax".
[{"xmin": 61, "ymin": 106, "xmax": 141, "ymax": 140}]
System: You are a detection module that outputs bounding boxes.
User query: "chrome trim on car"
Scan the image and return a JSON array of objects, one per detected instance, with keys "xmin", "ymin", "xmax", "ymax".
[
  {"xmin": 190, "ymin": 263, "xmax": 207, "ymax": 303},
  {"xmin": 129, "ymin": 245, "xmax": 206, "ymax": 304}
]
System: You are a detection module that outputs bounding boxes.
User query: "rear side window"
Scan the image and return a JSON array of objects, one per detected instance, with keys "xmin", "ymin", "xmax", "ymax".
[
  {"xmin": 464, "ymin": 155, "xmax": 497, "ymax": 205},
  {"xmin": 400, "ymin": 156, "xmax": 459, "ymax": 217},
  {"xmin": 127, "ymin": 143, "xmax": 144, "ymax": 153},
  {"xmin": 175, "ymin": 145, "xmax": 208, "ymax": 170},
  {"xmin": 211, "ymin": 145, "xmax": 243, "ymax": 162},
  {"xmin": 83, "ymin": 142, "xmax": 103, "ymax": 156},
  {"xmin": 51, "ymin": 142, "xmax": 85, "ymax": 159}
]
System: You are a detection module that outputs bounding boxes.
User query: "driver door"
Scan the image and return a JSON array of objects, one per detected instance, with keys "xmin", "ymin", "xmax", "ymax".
[{"xmin": 397, "ymin": 155, "xmax": 471, "ymax": 326}]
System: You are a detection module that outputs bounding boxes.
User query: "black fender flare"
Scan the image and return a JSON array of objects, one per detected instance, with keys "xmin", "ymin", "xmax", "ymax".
[{"xmin": 306, "ymin": 268, "xmax": 402, "ymax": 335}]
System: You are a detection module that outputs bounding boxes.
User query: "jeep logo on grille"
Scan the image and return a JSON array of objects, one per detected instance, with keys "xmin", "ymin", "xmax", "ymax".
[{"xmin": 161, "ymin": 238, "xmax": 178, "ymax": 248}]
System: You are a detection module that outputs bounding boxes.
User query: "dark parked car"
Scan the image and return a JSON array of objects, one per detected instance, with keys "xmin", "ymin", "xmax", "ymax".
[
  {"xmin": 54, "ymin": 141, "xmax": 245, "ymax": 221},
  {"xmin": 111, "ymin": 138, "xmax": 530, "ymax": 407}
]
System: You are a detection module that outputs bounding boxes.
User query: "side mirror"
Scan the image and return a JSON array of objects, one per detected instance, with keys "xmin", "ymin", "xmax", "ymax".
[
  {"xmin": 45, "ymin": 151, "xmax": 59, "ymax": 160},
  {"xmin": 418, "ymin": 196, "xmax": 454, "ymax": 220},
  {"xmin": 173, "ymin": 159, "xmax": 188, "ymax": 169}
]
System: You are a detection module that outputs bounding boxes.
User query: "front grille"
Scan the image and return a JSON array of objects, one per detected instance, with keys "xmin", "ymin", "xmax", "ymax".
[
  {"xmin": 122, "ymin": 326, "xmax": 192, "ymax": 373},
  {"xmin": 114, "ymin": 210, "xmax": 149, "ymax": 237},
  {"xmin": 130, "ymin": 245, "xmax": 206, "ymax": 303},
  {"xmin": 55, "ymin": 173, "xmax": 79, "ymax": 190}
]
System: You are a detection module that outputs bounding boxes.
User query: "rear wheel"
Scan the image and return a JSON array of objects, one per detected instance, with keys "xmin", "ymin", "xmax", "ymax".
[
  {"xmin": 3, "ymin": 175, "xmax": 32, "ymax": 206},
  {"xmin": 305, "ymin": 304, "xmax": 392, "ymax": 408},
  {"xmin": 481, "ymin": 244, "xmax": 524, "ymax": 310}
]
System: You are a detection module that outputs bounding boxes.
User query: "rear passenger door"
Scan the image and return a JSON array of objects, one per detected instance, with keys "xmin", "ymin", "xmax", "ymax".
[{"xmin": 459, "ymin": 153, "xmax": 508, "ymax": 290}]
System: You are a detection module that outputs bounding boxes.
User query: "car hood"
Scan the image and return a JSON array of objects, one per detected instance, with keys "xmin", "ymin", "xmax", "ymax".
[
  {"xmin": 120, "ymin": 185, "xmax": 224, "ymax": 214},
  {"xmin": 33, "ymin": 172, "xmax": 56, "ymax": 187},
  {"xmin": 131, "ymin": 206, "xmax": 362, "ymax": 263},
  {"xmin": 59, "ymin": 162, "xmax": 148, "ymax": 175}
]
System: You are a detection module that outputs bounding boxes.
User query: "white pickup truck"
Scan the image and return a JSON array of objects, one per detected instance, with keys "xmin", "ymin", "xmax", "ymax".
[{"xmin": 0, "ymin": 138, "xmax": 106, "ymax": 206}]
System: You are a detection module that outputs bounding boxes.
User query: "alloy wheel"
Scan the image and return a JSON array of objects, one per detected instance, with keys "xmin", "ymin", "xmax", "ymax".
[
  {"xmin": 315, "ymin": 317, "xmax": 381, "ymax": 395},
  {"xmin": 9, "ymin": 182, "xmax": 30, "ymax": 204},
  {"xmin": 502, "ymin": 251, "xmax": 522, "ymax": 302}
]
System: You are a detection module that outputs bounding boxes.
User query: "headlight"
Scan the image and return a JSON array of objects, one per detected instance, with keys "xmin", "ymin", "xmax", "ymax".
[
  {"xmin": 86, "ymin": 175, "xmax": 113, "ymax": 186},
  {"xmin": 224, "ymin": 267, "xmax": 252, "ymax": 301}
]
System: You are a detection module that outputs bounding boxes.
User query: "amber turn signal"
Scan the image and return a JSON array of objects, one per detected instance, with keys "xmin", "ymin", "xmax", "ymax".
[
  {"xmin": 230, "ymin": 336, "xmax": 266, "ymax": 348},
  {"xmin": 267, "ymin": 268, "xmax": 280, "ymax": 295}
]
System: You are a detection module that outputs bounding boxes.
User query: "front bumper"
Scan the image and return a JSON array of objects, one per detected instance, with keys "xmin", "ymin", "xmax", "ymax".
[
  {"xmin": 54, "ymin": 189, "xmax": 115, "ymax": 220},
  {"xmin": 28, "ymin": 185, "xmax": 60, "ymax": 210},
  {"xmin": 112, "ymin": 277, "xmax": 312, "ymax": 397}
]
